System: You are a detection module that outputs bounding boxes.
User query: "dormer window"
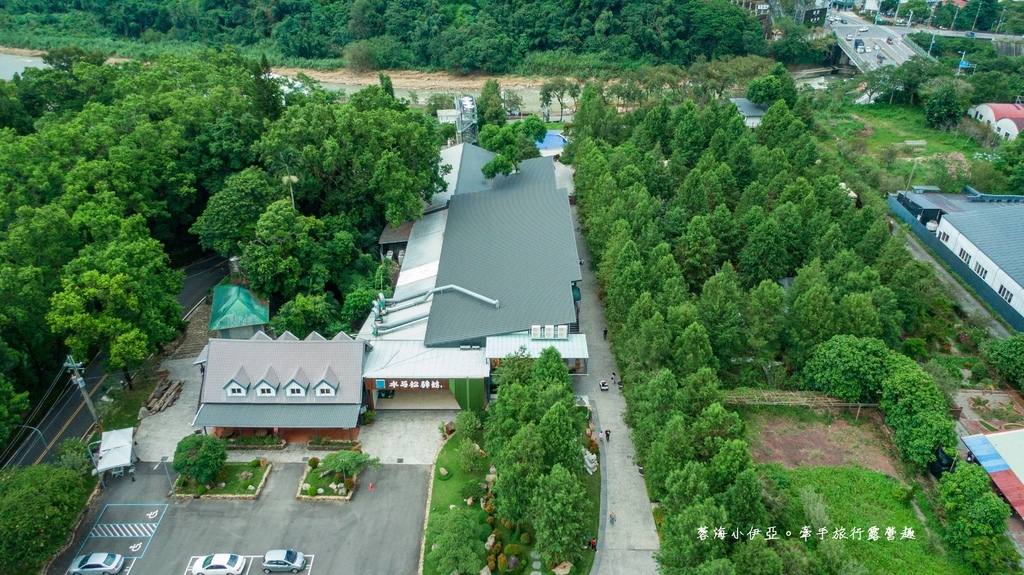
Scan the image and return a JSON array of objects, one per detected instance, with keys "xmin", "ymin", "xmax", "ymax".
[
  {"xmin": 259, "ymin": 387, "xmax": 273, "ymax": 396},
  {"xmin": 317, "ymin": 386, "xmax": 333, "ymax": 396},
  {"xmin": 230, "ymin": 387, "xmax": 244, "ymax": 395},
  {"xmin": 313, "ymin": 380, "xmax": 337, "ymax": 397},
  {"xmin": 289, "ymin": 387, "xmax": 303, "ymax": 396}
]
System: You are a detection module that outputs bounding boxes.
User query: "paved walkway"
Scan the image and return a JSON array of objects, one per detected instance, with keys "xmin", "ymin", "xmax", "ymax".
[
  {"xmin": 558, "ymin": 160, "xmax": 660, "ymax": 575},
  {"xmin": 134, "ymin": 357, "xmax": 203, "ymax": 463}
]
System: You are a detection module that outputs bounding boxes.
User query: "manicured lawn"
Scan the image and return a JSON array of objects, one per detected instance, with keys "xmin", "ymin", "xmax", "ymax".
[
  {"xmin": 301, "ymin": 461, "xmax": 355, "ymax": 497},
  {"xmin": 772, "ymin": 466, "xmax": 974, "ymax": 575},
  {"xmin": 423, "ymin": 437, "xmax": 489, "ymax": 575},
  {"xmin": 175, "ymin": 461, "xmax": 269, "ymax": 495}
]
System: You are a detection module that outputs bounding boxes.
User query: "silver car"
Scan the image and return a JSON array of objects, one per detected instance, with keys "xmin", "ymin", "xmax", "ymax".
[
  {"xmin": 70, "ymin": 552, "xmax": 124, "ymax": 575},
  {"xmin": 261, "ymin": 549, "xmax": 307, "ymax": 573}
]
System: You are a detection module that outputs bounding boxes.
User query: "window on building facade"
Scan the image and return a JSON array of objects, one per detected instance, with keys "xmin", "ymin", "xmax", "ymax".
[
  {"xmin": 289, "ymin": 387, "xmax": 302, "ymax": 395},
  {"xmin": 259, "ymin": 387, "xmax": 272, "ymax": 395},
  {"xmin": 998, "ymin": 285, "xmax": 1014, "ymax": 304},
  {"xmin": 230, "ymin": 387, "xmax": 243, "ymax": 395},
  {"xmin": 937, "ymin": 231, "xmax": 949, "ymax": 242},
  {"xmin": 973, "ymin": 262, "xmax": 988, "ymax": 280},
  {"xmin": 958, "ymin": 248, "xmax": 971, "ymax": 264}
]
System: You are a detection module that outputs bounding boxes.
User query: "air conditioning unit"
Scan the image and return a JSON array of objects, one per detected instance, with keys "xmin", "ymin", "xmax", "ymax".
[
  {"xmin": 397, "ymin": 250, "xmax": 406, "ymax": 266},
  {"xmin": 557, "ymin": 325, "xmax": 568, "ymax": 339},
  {"xmin": 531, "ymin": 325, "xmax": 542, "ymax": 339},
  {"xmin": 385, "ymin": 250, "xmax": 394, "ymax": 261},
  {"xmin": 545, "ymin": 325, "xmax": 555, "ymax": 339}
]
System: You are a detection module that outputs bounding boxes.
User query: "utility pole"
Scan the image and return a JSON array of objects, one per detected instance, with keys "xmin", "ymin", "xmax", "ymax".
[
  {"xmin": 971, "ymin": 0, "xmax": 983, "ymax": 31},
  {"xmin": 907, "ymin": 10, "xmax": 914, "ymax": 33},
  {"xmin": 16, "ymin": 425, "xmax": 52, "ymax": 462},
  {"xmin": 65, "ymin": 355, "xmax": 102, "ymax": 432}
]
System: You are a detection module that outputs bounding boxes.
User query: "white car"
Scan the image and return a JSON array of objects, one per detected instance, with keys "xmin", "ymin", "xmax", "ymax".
[
  {"xmin": 859, "ymin": 26, "xmax": 869, "ymax": 32},
  {"xmin": 193, "ymin": 554, "xmax": 244, "ymax": 575}
]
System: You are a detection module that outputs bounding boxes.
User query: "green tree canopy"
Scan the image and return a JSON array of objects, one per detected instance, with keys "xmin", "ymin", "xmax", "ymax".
[
  {"xmin": 533, "ymin": 464, "xmax": 592, "ymax": 566},
  {"xmin": 172, "ymin": 434, "xmax": 228, "ymax": 484}
]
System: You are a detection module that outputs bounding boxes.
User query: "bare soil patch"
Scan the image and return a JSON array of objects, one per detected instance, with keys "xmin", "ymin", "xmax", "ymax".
[{"xmin": 748, "ymin": 411, "xmax": 900, "ymax": 478}]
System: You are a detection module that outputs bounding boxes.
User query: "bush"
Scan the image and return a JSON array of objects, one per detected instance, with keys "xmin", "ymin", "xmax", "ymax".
[
  {"xmin": 587, "ymin": 437, "xmax": 600, "ymax": 454},
  {"xmin": 984, "ymin": 334, "xmax": 1024, "ymax": 387},
  {"xmin": 489, "ymin": 542, "xmax": 502, "ymax": 556},
  {"xmin": 498, "ymin": 553, "xmax": 508, "ymax": 572},
  {"xmin": 344, "ymin": 478, "xmax": 355, "ymax": 492},
  {"xmin": 462, "ymin": 481, "xmax": 487, "ymax": 501},
  {"xmin": 0, "ymin": 465, "xmax": 87, "ymax": 574},
  {"xmin": 485, "ymin": 501, "xmax": 496, "ymax": 514},
  {"xmin": 250, "ymin": 458, "xmax": 261, "ymax": 468},
  {"xmin": 504, "ymin": 544, "xmax": 521, "ymax": 556},
  {"xmin": 172, "ymin": 434, "xmax": 227, "ymax": 484},
  {"xmin": 480, "ymin": 524, "xmax": 494, "ymax": 542},
  {"xmin": 53, "ymin": 438, "xmax": 93, "ymax": 477},
  {"xmin": 901, "ymin": 338, "xmax": 929, "ymax": 361},
  {"xmin": 197, "ymin": 485, "xmax": 207, "ymax": 495},
  {"xmin": 307, "ymin": 486, "xmax": 317, "ymax": 497},
  {"xmin": 520, "ymin": 532, "xmax": 531, "ymax": 545},
  {"xmin": 487, "ymin": 555, "xmax": 497, "ymax": 571},
  {"xmin": 455, "ymin": 410, "xmax": 480, "ymax": 439},
  {"xmin": 477, "ymin": 509, "xmax": 490, "ymax": 523},
  {"xmin": 243, "ymin": 482, "xmax": 254, "ymax": 490},
  {"xmin": 492, "ymin": 528, "xmax": 503, "ymax": 542},
  {"xmin": 308, "ymin": 457, "xmax": 320, "ymax": 469},
  {"xmin": 458, "ymin": 437, "xmax": 486, "ymax": 473},
  {"xmin": 487, "ymin": 515, "xmax": 496, "ymax": 525}
]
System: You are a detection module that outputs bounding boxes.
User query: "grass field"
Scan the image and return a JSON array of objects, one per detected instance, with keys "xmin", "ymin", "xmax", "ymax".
[
  {"xmin": 824, "ymin": 104, "xmax": 980, "ymax": 156},
  {"xmin": 773, "ymin": 466, "xmax": 973, "ymax": 575}
]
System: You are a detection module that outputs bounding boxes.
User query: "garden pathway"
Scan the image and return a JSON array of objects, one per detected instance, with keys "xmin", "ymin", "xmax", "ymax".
[{"xmin": 559, "ymin": 159, "xmax": 660, "ymax": 575}]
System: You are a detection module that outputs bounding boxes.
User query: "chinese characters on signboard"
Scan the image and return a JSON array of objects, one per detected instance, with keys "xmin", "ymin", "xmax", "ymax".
[
  {"xmin": 384, "ymin": 379, "xmax": 446, "ymax": 390},
  {"xmin": 697, "ymin": 525, "xmax": 915, "ymax": 542}
]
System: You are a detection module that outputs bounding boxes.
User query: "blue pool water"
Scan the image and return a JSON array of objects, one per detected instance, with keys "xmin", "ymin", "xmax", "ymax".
[{"xmin": 537, "ymin": 130, "xmax": 567, "ymax": 150}]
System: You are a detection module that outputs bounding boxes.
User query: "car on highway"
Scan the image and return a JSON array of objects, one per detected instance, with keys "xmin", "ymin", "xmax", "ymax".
[
  {"xmin": 846, "ymin": 34, "xmax": 854, "ymax": 40},
  {"xmin": 261, "ymin": 549, "xmax": 307, "ymax": 573},
  {"xmin": 859, "ymin": 26, "xmax": 869, "ymax": 32},
  {"xmin": 887, "ymin": 36, "xmax": 894, "ymax": 44},
  {"xmin": 874, "ymin": 44, "xmax": 880, "ymax": 51},
  {"xmin": 70, "ymin": 553, "xmax": 125, "ymax": 575},
  {"xmin": 841, "ymin": 18, "xmax": 848, "ymax": 23},
  {"xmin": 193, "ymin": 554, "xmax": 244, "ymax": 575}
]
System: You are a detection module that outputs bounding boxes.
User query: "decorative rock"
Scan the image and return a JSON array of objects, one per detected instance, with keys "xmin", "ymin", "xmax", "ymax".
[
  {"xmin": 319, "ymin": 469, "xmax": 332, "ymax": 479},
  {"xmin": 489, "ymin": 465, "xmax": 497, "ymax": 475},
  {"xmin": 530, "ymin": 571, "xmax": 541, "ymax": 575},
  {"xmin": 507, "ymin": 555, "xmax": 520, "ymax": 570},
  {"xmin": 466, "ymin": 497, "xmax": 474, "ymax": 506},
  {"xmin": 340, "ymin": 487, "xmax": 348, "ymax": 496},
  {"xmin": 532, "ymin": 561, "xmax": 541, "ymax": 569},
  {"xmin": 439, "ymin": 467, "xmax": 449, "ymax": 477},
  {"xmin": 317, "ymin": 488, "xmax": 324, "ymax": 495},
  {"xmin": 260, "ymin": 456, "xmax": 268, "ymax": 467},
  {"xmin": 247, "ymin": 485, "xmax": 255, "ymax": 491},
  {"xmin": 431, "ymin": 543, "xmax": 438, "ymax": 551},
  {"xmin": 217, "ymin": 482, "xmax": 226, "ymax": 488},
  {"xmin": 529, "ymin": 550, "xmax": 540, "ymax": 560},
  {"xmin": 239, "ymin": 471, "xmax": 253, "ymax": 480},
  {"xmin": 485, "ymin": 474, "xmax": 497, "ymax": 484},
  {"xmin": 329, "ymin": 483, "xmax": 337, "ymax": 490},
  {"xmin": 479, "ymin": 566, "xmax": 492, "ymax": 575},
  {"xmin": 552, "ymin": 562, "xmax": 573, "ymax": 575},
  {"xmin": 485, "ymin": 534, "xmax": 496, "ymax": 551},
  {"xmin": 302, "ymin": 483, "xmax": 311, "ymax": 490},
  {"xmin": 444, "ymin": 421, "xmax": 455, "ymax": 436},
  {"xmin": 449, "ymin": 504, "xmax": 457, "ymax": 510}
]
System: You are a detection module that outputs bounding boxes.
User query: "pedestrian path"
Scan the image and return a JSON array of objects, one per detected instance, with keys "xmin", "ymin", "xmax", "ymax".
[{"xmin": 559, "ymin": 161, "xmax": 660, "ymax": 575}]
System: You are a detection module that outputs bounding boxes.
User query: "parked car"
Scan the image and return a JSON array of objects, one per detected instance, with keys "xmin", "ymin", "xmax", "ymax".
[
  {"xmin": 261, "ymin": 549, "xmax": 307, "ymax": 573},
  {"xmin": 600, "ymin": 380, "xmax": 609, "ymax": 391},
  {"xmin": 859, "ymin": 26, "xmax": 869, "ymax": 32},
  {"xmin": 841, "ymin": 18, "xmax": 848, "ymax": 23},
  {"xmin": 874, "ymin": 44, "xmax": 880, "ymax": 51},
  {"xmin": 846, "ymin": 34, "xmax": 854, "ymax": 40},
  {"xmin": 193, "ymin": 554, "xmax": 244, "ymax": 575},
  {"xmin": 70, "ymin": 553, "xmax": 124, "ymax": 575},
  {"xmin": 966, "ymin": 31, "xmax": 976, "ymax": 38}
]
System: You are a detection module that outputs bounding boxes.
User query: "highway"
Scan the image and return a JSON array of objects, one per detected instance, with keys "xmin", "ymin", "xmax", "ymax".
[
  {"xmin": 1, "ymin": 256, "xmax": 227, "ymax": 468},
  {"xmin": 832, "ymin": 12, "xmax": 926, "ymax": 71}
]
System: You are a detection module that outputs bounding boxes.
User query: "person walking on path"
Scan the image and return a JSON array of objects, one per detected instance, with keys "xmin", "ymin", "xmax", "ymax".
[
  {"xmin": 603, "ymin": 328, "xmax": 608, "ymax": 340},
  {"xmin": 610, "ymin": 512, "xmax": 616, "ymax": 525},
  {"xmin": 605, "ymin": 429, "xmax": 610, "ymax": 441}
]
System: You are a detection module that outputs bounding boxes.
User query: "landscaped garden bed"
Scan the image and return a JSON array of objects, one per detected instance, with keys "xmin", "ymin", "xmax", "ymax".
[
  {"xmin": 175, "ymin": 460, "xmax": 272, "ymax": 499},
  {"xmin": 225, "ymin": 435, "xmax": 287, "ymax": 450},
  {"xmin": 305, "ymin": 438, "xmax": 361, "ymax": 451},
  {"xmin": 295, "ymin": 451, "xmax": 381, "ymax": 501}
]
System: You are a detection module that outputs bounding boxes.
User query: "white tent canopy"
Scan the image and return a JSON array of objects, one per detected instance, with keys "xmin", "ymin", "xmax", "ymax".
[{"xmin": 96, "ymin": 427, "xmax": 134, "ymax": 472}]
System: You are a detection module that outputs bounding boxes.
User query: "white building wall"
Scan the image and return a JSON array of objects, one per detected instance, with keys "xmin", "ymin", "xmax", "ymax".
[
  {"xmin": 994, "ymin": 118, "xmax": 1021, "ymax": 141},
  {"xmin": 937, "ymin": 218, "xmax": 1024, "ymax": 318},
  {"xmin": 969, "ymin": 104, "xmax": 998, "ymax": 126}
]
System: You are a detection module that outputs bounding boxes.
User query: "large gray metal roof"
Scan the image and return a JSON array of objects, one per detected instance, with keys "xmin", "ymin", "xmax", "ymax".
[
  {"xmin": 424, "ymin": 156, "xmax": 582, "ymax": 347},
  {"xmin": 430, "ymin": 144, "xmax": 497, "ymax": 208},
  {"xmin": 942, "ymin": 205, "xmax": 1024, "ymax": 287},
  {"xmin": 192, "ymin": 403, "xmax": 360, "ymax": 428},
  {"xmin": 201, "ymin": 333, "xmax": 365, "ymax": 404}
]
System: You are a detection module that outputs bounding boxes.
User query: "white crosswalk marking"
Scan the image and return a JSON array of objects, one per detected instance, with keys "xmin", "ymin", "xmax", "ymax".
[{"xmin": 90, "ymin": 523, "xmax": 158, "ymax": 538}]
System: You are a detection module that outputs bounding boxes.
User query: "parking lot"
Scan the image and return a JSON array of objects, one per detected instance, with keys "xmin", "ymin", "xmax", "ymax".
[
  {"xmin": 52, "ymin": 462, "xmax": 429, "ymax": 575},
  {"xmin": 181, "ymin": 555, "xmax": 315, "ymax": 575}
]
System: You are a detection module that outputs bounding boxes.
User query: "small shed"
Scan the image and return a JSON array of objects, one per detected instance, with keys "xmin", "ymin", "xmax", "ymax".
[
  {"xmin": 209, "ymin": 286, "xmax": 269, "ymax": 339},
  {"xmin": 963, "ymin": 430, "xmax": 1024, "ymax": 518},
  {"xmin": 995, "ymin": 117, "xmax": 1024, "ymax": 141},
  {"xmin": 729, "ymin": 98, "xmax": 768, "ymax": 129},
  {"xmin": 95, "ymin": 428, "xmax": 135, "ymax": 473}
]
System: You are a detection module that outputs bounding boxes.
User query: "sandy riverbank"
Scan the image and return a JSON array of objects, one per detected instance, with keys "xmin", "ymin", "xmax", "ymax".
[
  {"xmin": 270, "ymin": 67, "xmax": 548, "ymax": 91},
  {"xmin": 0, "ymin": 46, "xmax": 44, "ymax": 57}
]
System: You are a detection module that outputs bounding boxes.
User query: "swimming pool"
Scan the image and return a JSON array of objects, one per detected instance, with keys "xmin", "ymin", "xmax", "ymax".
[{"xmin": 536, "ymin": 130, "xmax": 567, "ymax": 150}]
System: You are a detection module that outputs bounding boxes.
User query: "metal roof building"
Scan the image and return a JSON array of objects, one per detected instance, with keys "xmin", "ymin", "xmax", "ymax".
[
  {"xmin": 963, "ymin": 430, "xmax": 1024, "ymax": 518},
  {"xmin": 193, "ymin": 331, "xmax": 365, "ymax": 430},
  {"xmin": 358, "ymin": 147, "xmax": 587, "ymax": 411}
]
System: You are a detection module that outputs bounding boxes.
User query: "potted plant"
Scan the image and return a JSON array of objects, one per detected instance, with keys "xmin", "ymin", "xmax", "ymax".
[{"xmin": 363, "ymin": 410, "xmax": 376, "ymax": 426}]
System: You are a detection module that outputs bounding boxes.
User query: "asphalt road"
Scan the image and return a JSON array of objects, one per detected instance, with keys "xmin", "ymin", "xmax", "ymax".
[
  {"xmin": 49, "ymin": 463, "xmax": 428, "ymax": 575},
  {"xmin": 834, "ymin": 14, "xmax": 919, "ymax": 70},
  {"xmin": 2, "ymin": 257, "xmax": 227, "ymax": 468}
]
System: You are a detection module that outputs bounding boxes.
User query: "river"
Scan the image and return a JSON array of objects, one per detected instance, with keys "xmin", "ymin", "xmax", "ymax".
[{"xmin": 0, "ymin": 52, "xmax": 46, "ymax": 80}]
